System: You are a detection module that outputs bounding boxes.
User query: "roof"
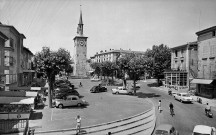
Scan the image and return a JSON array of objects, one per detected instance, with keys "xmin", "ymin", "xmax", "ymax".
[
  {"xmin": 196, "ymin": 26, "xmax": 216, "ymax": 36},
  {"xmin": 23, "ymin": 46, "xmax": 34, "ymax": 55},
  {"xmin": 93, "ymin": 49, "xmax": 145, "ymax": 57},
  {"xmin": 0, "ymin": 23, "xmax": 26, "ymax": 38},
  {"xmin": 193, "ymin": 125, "xmax": 212, "ymax": 134},
  {"xmin": 156, "ymin": 124, "xmax": 173, "ymax": 131},
  {"xmin": 171, "ymin": 41, "xmax": 197, "ymax": 50},
  {"xmin": 0, "ymin": 31, "xmax": 9, "ymax": 40}
]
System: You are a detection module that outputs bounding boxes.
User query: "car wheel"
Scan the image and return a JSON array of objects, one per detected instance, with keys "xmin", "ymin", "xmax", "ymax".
[
  {"xmin": 77, "ymin": 103, "xmax": 82, "ymax": 107},
  {"xmin": 128, "ymin": 92, "xmax": 133, "ymax": 95},
  {"xmin": 58, "ymin": 104, "xmax": 63, "ymax": 109}
]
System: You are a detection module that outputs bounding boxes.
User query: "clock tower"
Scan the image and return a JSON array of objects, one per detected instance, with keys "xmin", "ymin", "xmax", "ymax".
[{"xmin": 73, "ymin": 7, "xmax": 88, "ymax": 77}]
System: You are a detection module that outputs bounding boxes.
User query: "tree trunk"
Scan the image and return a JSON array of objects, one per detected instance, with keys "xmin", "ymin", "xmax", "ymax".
[
  {"xmin": 48, "ymin": 74, "xmax": 55, "ymax": 108},
  {"xmin": 133, "ymin": 80, "xmax": 136, "ymax": 95},
  {"xmin": 48, "ymin": 80, "xmax": 52, "ymax": 108}
]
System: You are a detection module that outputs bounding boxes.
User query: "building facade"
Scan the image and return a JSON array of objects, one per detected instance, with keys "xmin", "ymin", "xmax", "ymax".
[
  {"xmin": 164, "ymin": 42, "xmax": 198, "ymax": 92},
  {"xmin": 73, "ymin": 9, "xmax": 88, "ymax": 77},
  {"xmin": 191, "ymin": 26, "xmax": 216, "ymax": 98},
  {"xmin": 0, "ymin": 23, "xmax": 34, "ymax": 90},
  {"xmin": 90, "ymin": 49, "xmax": 145, "ymax": 63},
  {"xmin": 21, "ymin": 47, "xmax": 34, "ymax": 86},
  {"xmin": 0, "ymin": 31, "xmax": 9, "ymax": 90}
]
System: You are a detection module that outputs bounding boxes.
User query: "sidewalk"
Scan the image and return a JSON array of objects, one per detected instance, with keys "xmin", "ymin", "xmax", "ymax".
[{"xmin": 151, "ymin": 85, "xmax": 216, "ymax": 110}]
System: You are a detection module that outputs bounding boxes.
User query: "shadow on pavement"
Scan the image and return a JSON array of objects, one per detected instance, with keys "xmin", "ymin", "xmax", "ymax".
[
  {"xmin": 135, "ymin": 92, "xmax": 161, "ymax": 98},
  {"xmin": 79, "ymin": 129, "xmax": 87, "ymax": 134},
  {"xmin": 63, "ymin": 104, "xmax": 89, "ymax": 110},
  {"xmin": 29, "ymin": 111, "xmax": 43, "ymax": 120}
]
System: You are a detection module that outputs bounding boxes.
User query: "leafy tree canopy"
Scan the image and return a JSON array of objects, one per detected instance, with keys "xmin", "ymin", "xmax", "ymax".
[
  {"xmin": 145, "ymin": 44, "xmax": 171, "ymax": 79},
  {"xmin": 34, "ymin": 47, "xmax": 72, "ymax": 78}
]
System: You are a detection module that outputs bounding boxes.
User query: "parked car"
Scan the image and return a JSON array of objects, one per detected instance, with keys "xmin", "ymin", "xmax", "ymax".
[
  {"xmin": 54, "ymin": 95, "xmax": 88, "ymax": 108},
  {"xmin": 192, "ymin": 125, "xmax": 216, "ymax": 135},
  {"xmin": 112, "ymin": 87, "xmax": 133, "ymax": 95},
  {"xmin": 54, "ymin": 79, "xmax": 74, "ymax": 89},
  {"xmin": 154, "ymin": 124, "xmax": 179, "ymax": 135},
  {"xmin": 54, "ymin": 88, "xmax": 80, "ymax": 99},
  {"xmin": 172, "ymin": 91, "xmax": 178, "ymax": 98},
  {"xmin": 174, "ymin": 92, "xmax": 193, "ymax": 103},
  {"xmin": 90, "ymin": 85, "xmax": 107, "ymax": 93},
  {"xmin": 90, "ymin": 78, "xmax": 101, "ymax": 82},
  {"xmin": 131, "ymin": 82, "xmax": 141, "ymax": 88}
]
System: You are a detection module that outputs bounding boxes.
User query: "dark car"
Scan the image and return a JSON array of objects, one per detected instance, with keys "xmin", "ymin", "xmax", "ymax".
[
  {"xmin": 54, "ymin": 80, "xmax": 74, "ymax": 88},
  {"xmin": 90, "ymin": 85, "xmax": 107, "ymax": 93},
  {"xmin": 54, "ymin": 88, "xmax": 80, "ymax": 99}
]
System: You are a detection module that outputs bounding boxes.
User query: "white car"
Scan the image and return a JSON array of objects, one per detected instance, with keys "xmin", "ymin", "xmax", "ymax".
[
  {"xmin": 192, "ymin": 125, "xmax": 216, "ymax": 135},
  {"xmin": 54, "ymin": 95, "xmax": 88, "ymax": 108},
  {"xmin": 90, "ymin": 78, "xmax": 101, "ymax": 82},
  {"xmin": 112, "ymin": 87, "xmax": 133, "ymax": 95},
  {"xmin": 131, "ymin": 82, "xmax": 141, "ymax": 88},
  {"xmin": 172, "ymin": 91, "xmax": 178, "ymax": 98},
  {"xmin": 174, "ymin": 93, "xmax": 193, "ymax": 103}
]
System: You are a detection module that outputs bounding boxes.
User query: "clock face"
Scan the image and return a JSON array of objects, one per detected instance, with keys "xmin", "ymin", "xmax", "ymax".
[{"xmin": 79, "ymin": 39, "xmax": 85, "ymax": 46}]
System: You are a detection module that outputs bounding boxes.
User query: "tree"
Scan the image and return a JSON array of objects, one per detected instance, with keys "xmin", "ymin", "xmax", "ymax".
[
  {"xmin": 101, "ymin": 61, "xmax": 118, "ymax": 83},
  {"xmin": 90, "ymin": 62, "xmax": 102, "ymax": 78},
  {"xmin": 34, "ymin": 47, "xmax": 72, "ymax": 108},
  {"xmin": 145, "ymin": 44, "xmax": 171, "ymax": 85},
  {"xmin": 127, "ymin": 55, "xmax": 145, "ymax": 95},
  {"xmin": 65, "ymin": 64, "xmax": 73, "ymax": 77},
  {"xmin": 117, "ymin": 53, "xmax": 135, "ymax": 89}
]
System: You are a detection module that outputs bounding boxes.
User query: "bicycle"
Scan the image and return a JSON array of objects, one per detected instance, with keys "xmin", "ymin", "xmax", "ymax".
[{"xmin": 170, "ymin": 108, "xmax": 174, "ymax": 117}]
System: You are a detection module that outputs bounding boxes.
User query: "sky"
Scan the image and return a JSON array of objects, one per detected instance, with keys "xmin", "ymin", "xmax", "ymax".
[{"xmin": 0, "ymin": 0, "xmax": 216, "ymax": 59}]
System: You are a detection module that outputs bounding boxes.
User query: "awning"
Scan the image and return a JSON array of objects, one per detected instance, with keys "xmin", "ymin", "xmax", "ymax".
[
  {"xmin": 191, "ymin": 79, "xmax": 213, "ymax": 84},
  {"xmin": 0, "ymin": 97, "xmax": 34, "ymax": 104}
]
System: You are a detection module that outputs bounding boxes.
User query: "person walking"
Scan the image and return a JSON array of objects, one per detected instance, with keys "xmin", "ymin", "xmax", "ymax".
[
  {"xmin": 75, "ymin": 115, "xmax": 81, "ymax": 134},
  {"xmin": 158, "ymin": 100, "xmax": 162, "ymax": 113},
  {"xmin": 79, "ymin": 82, "xmax": 83, "ymax": 87}
]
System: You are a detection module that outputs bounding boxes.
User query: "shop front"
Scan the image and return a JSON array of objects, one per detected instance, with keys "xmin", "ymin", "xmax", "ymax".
[
  {"xmin": 164, "ymin": 71, "xmax": 189, "ymax": 92},
  {"xmin": 191, "ymin": 79, "xmax": 216, "ymax": 99}
]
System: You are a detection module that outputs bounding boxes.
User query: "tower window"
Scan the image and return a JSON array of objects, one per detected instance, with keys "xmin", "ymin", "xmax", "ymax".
[
  {"xmin": 213, "ymin": 31, "xmax": 215, "ymax": 37},
  {"xmin": 175, "ymin": 50, "xmax": 178, "ymax": 57}
]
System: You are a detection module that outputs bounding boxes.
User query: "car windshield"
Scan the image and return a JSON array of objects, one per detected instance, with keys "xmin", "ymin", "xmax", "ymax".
[
  {"xmin": 193, "ymin": 132, "xmax": 210, "ymax": 135},
  {"xmin": 155, "ymin": 130, "xmax": 168, "ymax": 135},
  {"xmin": 182, "ymin": 94, "xmax": 190, "ymax": 97}
]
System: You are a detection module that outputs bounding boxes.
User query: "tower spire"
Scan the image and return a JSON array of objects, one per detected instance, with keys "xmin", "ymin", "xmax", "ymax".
[
  {"xmin": 77, "ymin": 5, "xmax": 83, "ymax": 35},
  {"xmin": 79, "ymin": 5, "xmax": 83, "ymax": 25}
]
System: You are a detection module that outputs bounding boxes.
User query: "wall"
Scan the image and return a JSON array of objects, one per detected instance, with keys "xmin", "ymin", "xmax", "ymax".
[
  {"xmin": 0, "ymin": 38, "xmax": 4, "ymax": 74},
  {"xmin": 171, "ymin": 46, "xmax": 187, "ymax": 71},
  {"xmin": 197, "ymin": 37, "xmax": 216, "ymax": 79}
]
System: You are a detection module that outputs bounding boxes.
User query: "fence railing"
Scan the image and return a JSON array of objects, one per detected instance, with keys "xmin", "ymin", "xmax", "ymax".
[{"xmin": 0, "ymin": 119, "xmax": 28, "ymax": 134}]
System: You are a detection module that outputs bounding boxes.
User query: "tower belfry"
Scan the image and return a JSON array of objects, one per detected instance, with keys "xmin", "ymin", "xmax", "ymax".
[{"xmin": 73, "ymin": 5, "xmax": 88, "ymax": 77}]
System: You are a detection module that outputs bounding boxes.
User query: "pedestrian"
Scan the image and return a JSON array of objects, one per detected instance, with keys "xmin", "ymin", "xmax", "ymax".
[
  {"xmin": 79, "ymin": 82, "xmax": 82, "ymax": 87},
  {"xmin": 107, "ymin": 132, "xmax": 112, "ymax": 135},
  {"xmin": 158, "ymin": 100, "xmax": 162, "ymax": 113},
  {"xmin": 75, "ymin": 115, "xmax": 81, "ymax": 134}
]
